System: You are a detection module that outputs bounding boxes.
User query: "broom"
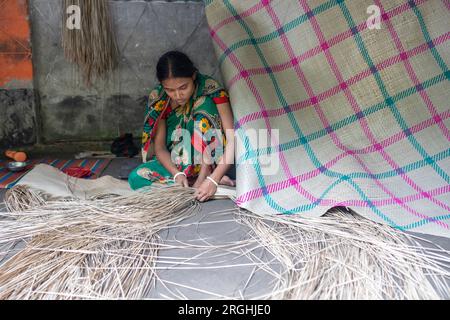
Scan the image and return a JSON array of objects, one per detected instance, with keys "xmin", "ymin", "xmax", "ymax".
[{"xmin": 62, "ymin": 0, "xmax": 118, "ymax": 85}]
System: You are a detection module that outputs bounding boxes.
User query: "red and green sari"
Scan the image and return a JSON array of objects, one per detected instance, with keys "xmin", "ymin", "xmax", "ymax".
[{"xmin": 129, "ymin": 73, "xmax": 229, "ymax": 190}]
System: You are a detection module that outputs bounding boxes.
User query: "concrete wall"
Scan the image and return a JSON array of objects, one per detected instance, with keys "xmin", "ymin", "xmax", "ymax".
[
  {"xmin": 0, "ymin": 0, "xmax": 37, "ymax": 149},
  {"xmin": 2, "ymin": 0, "xmax": 220, "ymax": 148},
  {"xmin": 30, "ymin": 0, "xmax": 220, "ymax": 144}
]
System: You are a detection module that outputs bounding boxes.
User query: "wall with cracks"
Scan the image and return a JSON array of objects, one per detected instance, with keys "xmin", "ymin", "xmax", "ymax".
[
  {"xmin": 7, "ymin": 0, "xmax": 220, "ymax": 148},
  {"xmin": 0, "ymin": 0, "xmax": 37, "ymax": 150}
]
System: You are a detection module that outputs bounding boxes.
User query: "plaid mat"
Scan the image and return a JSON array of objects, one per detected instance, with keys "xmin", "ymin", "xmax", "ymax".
[
  {"xmin": 0, "ymin": 158, "xmax": 112, "ymax": 189},
  {"xmin": 205, "ymin": 0, "xmax": 450, "ymax": 237}
]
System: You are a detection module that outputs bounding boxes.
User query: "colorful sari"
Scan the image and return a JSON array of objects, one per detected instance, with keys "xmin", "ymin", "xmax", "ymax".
[{"xmin": 129, "ymin": 73, "xmax": 229, "ymax": 190}]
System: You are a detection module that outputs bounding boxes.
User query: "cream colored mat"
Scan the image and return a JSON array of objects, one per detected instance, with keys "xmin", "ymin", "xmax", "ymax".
[{"xmin": 14, "ymin": 164, "xmax": 236, "ymax": 200}]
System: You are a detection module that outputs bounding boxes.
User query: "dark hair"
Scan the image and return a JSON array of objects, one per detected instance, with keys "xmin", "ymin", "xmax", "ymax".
[{"xmin": 156, "ymin": 51, "xmax": 198, "ymax": 82}]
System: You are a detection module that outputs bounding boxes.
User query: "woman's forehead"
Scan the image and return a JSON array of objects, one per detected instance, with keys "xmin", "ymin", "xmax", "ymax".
[{"xmin": 162, "ymin": 77, "xmax": 192, "ymax": 89}]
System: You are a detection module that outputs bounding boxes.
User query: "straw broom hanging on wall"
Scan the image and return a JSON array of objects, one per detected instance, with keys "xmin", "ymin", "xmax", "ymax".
[{"xmin": 62, "ymin": 0, "xmax": 118, "ymax": 85}]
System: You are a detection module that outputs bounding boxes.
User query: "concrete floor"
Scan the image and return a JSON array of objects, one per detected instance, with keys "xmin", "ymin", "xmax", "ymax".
[{"xmin": 0, "ymin": 157, "xmax": 449, "ymax": 299}]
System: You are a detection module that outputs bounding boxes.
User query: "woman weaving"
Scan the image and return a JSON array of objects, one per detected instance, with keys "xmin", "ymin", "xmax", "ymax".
[{"xmin": 129, "ymin": 51, "xmax": 235, "ymax": 202}]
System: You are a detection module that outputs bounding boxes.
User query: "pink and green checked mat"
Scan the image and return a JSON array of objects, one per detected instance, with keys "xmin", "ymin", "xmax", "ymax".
[
  {"xmin": 205, "ymin": 0, "xmax": 450, "ymax": 237},
  {"xmin": 0, "ymin": 158, "xmax": 112, "ymax": 189}
]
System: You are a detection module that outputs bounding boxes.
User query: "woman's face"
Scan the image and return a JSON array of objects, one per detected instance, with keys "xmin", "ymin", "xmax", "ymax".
[{"xmin": 162, "ymin": 75, "xmax": 196, "ymax": 107}]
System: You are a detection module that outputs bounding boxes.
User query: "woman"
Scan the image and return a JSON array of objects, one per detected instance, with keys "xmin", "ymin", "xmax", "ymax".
[{"xmin": 128, "ymin": 51, "xmax": 235, "ymax": 202}]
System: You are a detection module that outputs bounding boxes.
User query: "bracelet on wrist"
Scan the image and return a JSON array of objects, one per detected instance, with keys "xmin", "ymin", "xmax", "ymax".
[
  {"xmin": 173, "ymin": 172, "xmax": 186, "ymax": 181},
  {"xmin": 206, "ymin": 176, "xmax": 219, "ymax": 187}
]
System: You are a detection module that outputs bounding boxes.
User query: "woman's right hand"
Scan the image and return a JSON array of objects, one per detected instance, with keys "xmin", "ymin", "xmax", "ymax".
[{"xmin": 174, "ymin": 174, "xmax": 189, "ymax": 187}]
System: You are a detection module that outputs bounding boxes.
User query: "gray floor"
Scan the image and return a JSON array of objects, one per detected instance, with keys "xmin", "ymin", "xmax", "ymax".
[{"xmin": 0, "ymin": 158, "xmax": 449, "ymax": 299}]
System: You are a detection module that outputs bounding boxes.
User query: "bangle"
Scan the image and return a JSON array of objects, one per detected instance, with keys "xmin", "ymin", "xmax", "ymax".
[
  {"xmin": 206, "ymin": 176, "xmax": 219, "ymax": 188},
  {"xmin": 173, "ymin": 172, "xmax": 186, "ymax": 181}
]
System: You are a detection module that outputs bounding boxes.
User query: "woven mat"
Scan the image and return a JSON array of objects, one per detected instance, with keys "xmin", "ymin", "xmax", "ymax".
[
  {"xmin": 0, "ymin": 158, "xmax": 112, "ymax": 189},
  {"xmin": 205, "ymin": 0, "xmax": 450, "ymax": 237},
  {"xmin": 11, "ymin": 164, "xmax": 236, "ymax": 200}
]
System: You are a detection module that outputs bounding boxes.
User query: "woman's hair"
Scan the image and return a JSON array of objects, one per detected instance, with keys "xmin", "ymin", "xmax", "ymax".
[{"xmin": 156, "ymin": 51, "xmax": 198, "ymax": 82}]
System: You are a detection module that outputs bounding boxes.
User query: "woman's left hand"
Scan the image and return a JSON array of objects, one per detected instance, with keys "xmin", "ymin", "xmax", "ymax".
[{"xmin": 194, "ymin": 179, "xmax": 218, "ymax": 202}]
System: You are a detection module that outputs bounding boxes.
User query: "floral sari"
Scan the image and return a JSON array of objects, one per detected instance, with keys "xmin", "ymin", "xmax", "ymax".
[{"xmin": 129, "ymin": 73, "xmax": 229, "ymax": 190}]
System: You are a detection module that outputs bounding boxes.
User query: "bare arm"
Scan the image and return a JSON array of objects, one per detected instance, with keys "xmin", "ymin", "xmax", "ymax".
[
  {"xmin": 194, "ymin": 101, "xmax": 235, "ymax": 201},
  {"xmin": 209, "ymin": 101, "xmax": 235, "ymax": 183},
  {"xmin": 154, "ymin": 119, "xmax": 183, "ymax": 177}
]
